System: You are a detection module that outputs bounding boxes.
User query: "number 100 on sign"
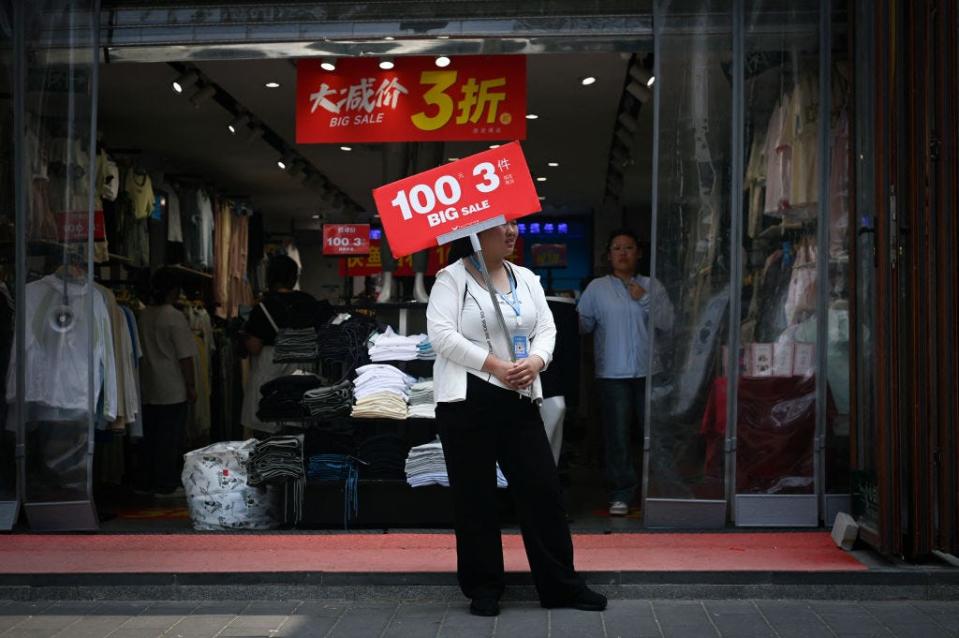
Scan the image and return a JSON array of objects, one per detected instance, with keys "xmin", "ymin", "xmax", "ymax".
[
  {"xmin": 391, "ymin": 161, "xmax": 501, "ymax": 228},
  {"xmin": 373, "ymin": 142, "xmax": 541, "ymax": 257}
]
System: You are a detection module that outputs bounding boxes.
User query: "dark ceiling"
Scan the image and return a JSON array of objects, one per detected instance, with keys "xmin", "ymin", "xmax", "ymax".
[{"xmin": 98, "ymin": 51, "xmax": 654, "ymax": 231}]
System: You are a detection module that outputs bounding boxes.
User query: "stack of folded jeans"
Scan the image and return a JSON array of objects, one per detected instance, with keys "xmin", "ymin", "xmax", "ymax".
[
  {"xmin": 408, "ymin": 380, "xmax": 436, "ymax": 419},
  {"xmin": 404, "ymin": 439, "xmax": 508, "ymax": 489},
  {"xmin": 301, "ymin": 380, "xmax": 353, "ymax": 419},
  {"xmin": 306, "ymin": 453, "xmax": 359, "ymax": 529},
  {"xmin": 357, "ymin": 434, "xmax": 408, "ymax": 479},
  {"xmin": 257, "ymin": 373, "xmax": 322, "ymax": 421},
  {"xmin": 273, "ymin": 328, "xmax": 318, "ymax": 362},
  {"xmin": 317, "ymin": 316, "xmax": 376, "ymax": 375},
  {"xmin": 247, "ymin": 435, "xmax": 305, "ymax": 523}
]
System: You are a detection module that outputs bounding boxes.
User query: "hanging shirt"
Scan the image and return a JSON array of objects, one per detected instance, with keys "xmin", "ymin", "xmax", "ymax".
[
  {"xmin": 577, "ymin": 274, "xmax": 674, "ymax": 379},
  {"xmin": 197, "ymin": 189, "xmax": 215, "ymax": 268},
  {"xmin": 6, "ymin": 274, "xmax": 117, "ymax": 420},
  {"xmin": 138, "ymin": 304, "xmax": 197, "ymax": 405},
  {"xmin": 124, "ymin": 169, "xmax": 155, "ymax": 220}
]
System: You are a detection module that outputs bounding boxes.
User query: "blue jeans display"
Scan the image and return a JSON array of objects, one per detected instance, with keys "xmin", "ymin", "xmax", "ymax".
[{"xmin": 596, "ymin": 378, "xmax": 647, "ymax": 504}]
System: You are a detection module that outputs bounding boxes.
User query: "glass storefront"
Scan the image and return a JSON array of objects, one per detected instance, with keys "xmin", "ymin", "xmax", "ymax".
[
  {"xmin": 2, "ymin": 0, "xmax": 101, "ymax": 530},
  {"xmin": 3, "ymin": 1, "xmax": 860, "ymax": 532}
]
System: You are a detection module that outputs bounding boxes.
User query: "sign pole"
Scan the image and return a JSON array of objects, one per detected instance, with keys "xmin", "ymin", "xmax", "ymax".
[{"xmin": 469, "ymin": 233, "xmax": 517, "ymax": 363}]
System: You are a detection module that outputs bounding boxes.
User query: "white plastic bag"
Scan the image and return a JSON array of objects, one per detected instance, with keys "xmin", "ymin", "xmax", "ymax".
[
  {"xmin": 539, "ymin": 396, "xmax": 566, "ymax": 466},
  {"xmin": 181, "ymin": 440, "xmax": 282, "ymax": 531}
]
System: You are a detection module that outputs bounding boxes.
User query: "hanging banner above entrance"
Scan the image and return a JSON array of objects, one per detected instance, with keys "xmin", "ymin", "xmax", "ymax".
[
  {"xmin": 371, "ymin": 141, "xmax": 541, "ymax": 258},
  {"xmin": 296, "ymin": 55, "xmax": 526, "ymax": 143}
]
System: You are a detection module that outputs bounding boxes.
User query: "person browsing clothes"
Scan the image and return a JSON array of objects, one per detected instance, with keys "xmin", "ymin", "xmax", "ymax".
[
  {"xmin": 241, "ymin": 255, "xmax": 328, "ymax": 433},
  {"xmin": 427, "ymin": 220, "xmax": 607, "ymax": 617},
  {"xmin": 577, "ymin": 229, "xmax": 675, "ymax": 516}
]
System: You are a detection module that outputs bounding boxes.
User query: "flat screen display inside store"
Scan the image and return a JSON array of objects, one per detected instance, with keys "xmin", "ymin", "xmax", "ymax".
[
  {"xmin": 296, "ymin": 55, "xmax": 526, "ymax": 143},
  {"xmin": 372, "ymin": 142, "xmax": 541, "ymax": 257}
]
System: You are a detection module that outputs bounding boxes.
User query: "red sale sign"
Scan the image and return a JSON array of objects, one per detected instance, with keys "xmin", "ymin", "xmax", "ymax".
[
  {"xmin": 372, "ymin": 142, "xmax": 541, "ymax": 258},
  {"xmin": 296, "ymin": 55, "xmax": 526, "ymax": 143},
  {"xmin": 322, "ymin": 224, "xmax": 370, "ymax": 255}
]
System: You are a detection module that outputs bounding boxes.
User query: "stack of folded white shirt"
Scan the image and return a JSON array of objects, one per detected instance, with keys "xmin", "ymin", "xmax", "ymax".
[
  {"xmin": 368, "ymin": 327, "xmax": 427, "ymax": 362},
  {"xmin": 351, "ymin": 364, "xmax": 415, "ymax": 419},
  {"xmin": 416, "ymin": 338, "xmax": 436, "ymax": 360},
  {"xmin": 408, "ymin": 380, "xmax": 436, "ymax": 419},
  {"xmin": 405, "ymin": 439, "xmax": 507, "ymax": 488}
]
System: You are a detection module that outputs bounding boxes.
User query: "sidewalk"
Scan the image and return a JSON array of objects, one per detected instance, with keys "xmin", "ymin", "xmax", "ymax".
[
  {"xmin": 2, "ymin": 598, "xmax": 958, "ymax": 637},
  {"xmin": 1, "ymin": 531, "xmax": 957, "ymax": 602}
]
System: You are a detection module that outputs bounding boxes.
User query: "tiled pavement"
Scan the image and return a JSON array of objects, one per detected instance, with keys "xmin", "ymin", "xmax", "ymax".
[{"xmin": 0, "ymin": 599, "xmax": 957, "ymax": 638}]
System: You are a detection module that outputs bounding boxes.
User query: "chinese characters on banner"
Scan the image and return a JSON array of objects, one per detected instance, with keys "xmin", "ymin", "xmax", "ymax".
[
  {"xmin": 371, "ymin": 142, "xmax": 541, "ymax": 257},
  {"xmin": 296, "ymin": 56, "xmax": 526, "ymax": 143},
  {"xmin": 340, "ymin": 236, "xmax": 525, "ymax": 277}
]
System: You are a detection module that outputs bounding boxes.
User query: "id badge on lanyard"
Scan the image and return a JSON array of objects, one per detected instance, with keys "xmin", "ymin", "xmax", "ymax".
[{"xmin": 512, "ymin": 333, "xmax": 529, "ymax": 359}]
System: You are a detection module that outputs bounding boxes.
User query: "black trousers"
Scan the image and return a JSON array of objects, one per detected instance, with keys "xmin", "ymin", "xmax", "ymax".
[
  {"xmin": 437, "ymin": 375, "xmax": 584, "ymax": 604},
  {"xmin": 135, "ymin": 402, "xmax": 187, "ymax": 492}
]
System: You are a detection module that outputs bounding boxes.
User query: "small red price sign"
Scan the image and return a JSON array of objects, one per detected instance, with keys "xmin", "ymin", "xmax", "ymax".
[
  {"xmin": 371, "ymin": 141, "xmax": 541, "ymax": 258},
  {"xmin": 322, "ymin": 224, "xmax": 370, "ymax": 255}
]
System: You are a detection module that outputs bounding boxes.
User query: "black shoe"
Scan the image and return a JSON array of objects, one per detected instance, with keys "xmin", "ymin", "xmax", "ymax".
[
  {"xmin": 542, "ymin": 587, "xmax": 607, "ymax": 612},
  {"xmin": 469, "ymin": 598, "xmax": 500, "ymax": 617}
]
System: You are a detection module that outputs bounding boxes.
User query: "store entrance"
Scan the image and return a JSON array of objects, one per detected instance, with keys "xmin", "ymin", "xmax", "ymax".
[{"xmin": 84, "ymin": 48, "xmax": 658, "ymax": 532}]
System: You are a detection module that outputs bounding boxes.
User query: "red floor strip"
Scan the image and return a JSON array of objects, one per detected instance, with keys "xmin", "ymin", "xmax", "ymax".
[{"xmin": 0, "ymin": 532, "xmax": 866, "ymax": 574}]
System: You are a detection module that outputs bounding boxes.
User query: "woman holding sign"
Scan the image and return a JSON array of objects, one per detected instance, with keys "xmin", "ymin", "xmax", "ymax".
[{"xmin": 427, "ymin": 220, "xmax": 606, "ymax": 617}]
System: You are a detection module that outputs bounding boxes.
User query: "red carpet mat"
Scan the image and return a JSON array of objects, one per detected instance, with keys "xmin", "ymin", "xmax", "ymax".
[{"xmin": 0, "ymin": 532, "xmax": 866, "ymax": 574}]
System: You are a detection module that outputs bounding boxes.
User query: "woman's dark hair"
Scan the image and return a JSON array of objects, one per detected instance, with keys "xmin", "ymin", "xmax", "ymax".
[
  {"xmin": 150, "ymin": 267, "xmax": 182, "ymax": 304},
  {"xmin": 605, "ymin": 228, "xmax": 641, "ymax": 254},
  {"xmin": 446, "ymin": 236, "xmax": 475, "ymax": 265},
  {"xmin": 267, "ymin": 255, "xmax": 299, "ymax": 291}
]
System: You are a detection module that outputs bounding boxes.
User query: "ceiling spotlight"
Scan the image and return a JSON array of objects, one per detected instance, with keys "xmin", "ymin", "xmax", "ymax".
[
  {"xmin": 320, "ymin": 57, "xmax": 337, "ymax": 72},
  {"xmin": 277, "ymin": 159, "xmax": 287, "ymax": 170},
  {"xmin": 265, "ymin": 81, "xmax": 280, "ymax": 88},
  {"xmin": 489, "ymin": 144, "xmax": 500, "ymax": 149},
  {"xmin": 536, "ymin": 177, "xmax": 547, "ymax": 182},
  {"xmin": 448, "ymin": 157, "xmax": 460, "ymax": 162},
  {"xmin": 547, "ymin": 162, "xmax": 559, "ymax": 167},
  {"xmin": 312, "ymin": 214, "xmax": 321, "ymax": 220},
  {"xmin": 227, "ymin": 113, "xmax": 250, "ymax": 135},
  {"xmin": 340, "ymin": 145, "xmax": 353, "ymax": 152},
  {"xmin": 379, "ymin": 57, "xmax": 395, "ymax": 70},
  {"xmin": 189, "ymin": 84, "xmax": 216, "ymax": 107},
  {"xmin": 538, "ymin": 195, "xmax": 546, "ymax": 201},
  {"xmin": 629, "ymin": 65, "xmax": 655, "ymax": 89},
  {"xmin": 525, "ymin": 113, "xmax": 539, "ymax": 120},
  {"xmin": 435, "ymin": 56, "xmax": 451, "ymax": 68},
  {"xmin": 581, "ymin": 76, "xmax": 597, "ymax": 86},
  {"xmin": 171, "ymin": 71, "xmax": 198, "ymax": 94}
]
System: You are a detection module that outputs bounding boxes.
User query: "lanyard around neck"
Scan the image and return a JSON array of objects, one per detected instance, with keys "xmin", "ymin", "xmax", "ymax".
[{"xmin": 469, "ymin": 257, "xmax": 521, "ymax": 320}]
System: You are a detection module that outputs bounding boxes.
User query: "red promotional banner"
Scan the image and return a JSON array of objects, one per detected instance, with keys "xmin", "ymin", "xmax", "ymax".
[
  {"xmin": 322, "ymin": 223, "xmax": 370, "ymax": 255},
  {"xmin": 339, "ymin": 237, "xmax": 524, "ymax": 277},
  {"xmin": 371, "ymin": 141, "xmax": 541, "ymax": 258},
  {"xmin": 56, "ymin": 210, "xmax": 106, "ymax": 243},
  {"xmin": 296, "ymin": 55, "xmax": 526, "ymax": 143}
]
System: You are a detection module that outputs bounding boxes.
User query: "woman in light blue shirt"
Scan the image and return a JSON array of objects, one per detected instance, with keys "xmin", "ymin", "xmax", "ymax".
[{"xmin": 577, "ymin": 230, "xmax": 674, "ymax": 516}]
